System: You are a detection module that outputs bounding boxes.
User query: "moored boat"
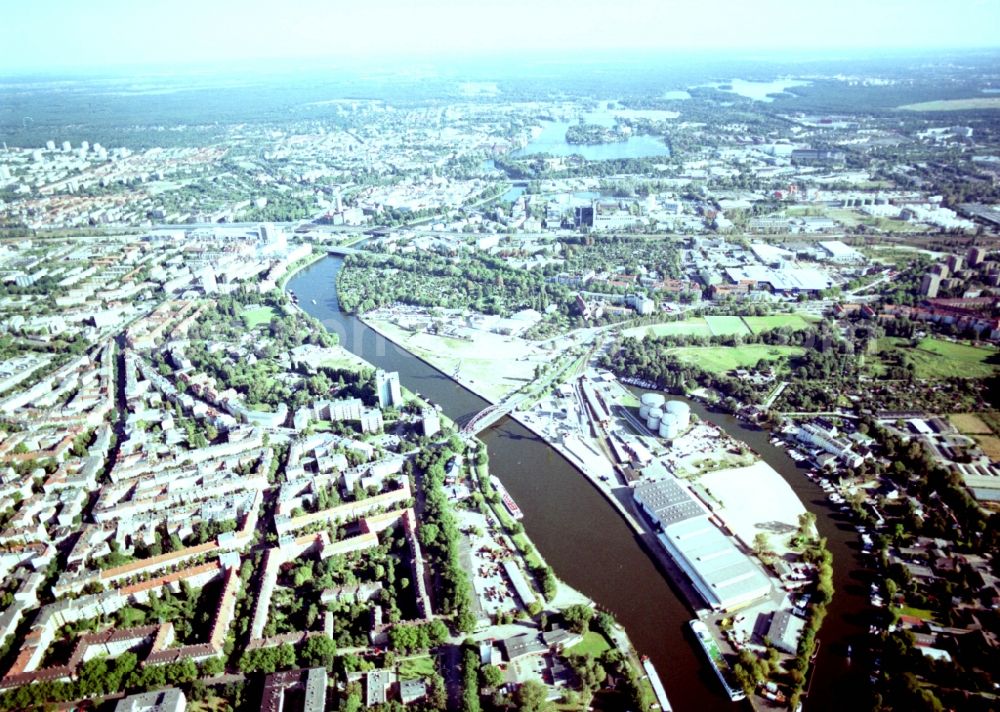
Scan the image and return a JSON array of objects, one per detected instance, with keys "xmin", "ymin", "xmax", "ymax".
[
  {"xmin": 490, "ymin": 475, "xmax": 524, "ymax": 520},
  {"xmin": 689, "ymin": 620, "xmax": 746, "ymax": 702},
  {"xmin": 642, "ymin": 656, "xmax": 673, "ymax": 712}
]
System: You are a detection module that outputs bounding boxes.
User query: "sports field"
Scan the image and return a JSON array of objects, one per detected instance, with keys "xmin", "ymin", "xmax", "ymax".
[
  {"xmin": 742, "ymin": 314, "xmax": 816, "ymax": 334},
  {"xmin": 668, "ymin": 344, "xmax": 804, "ymax": 374},
  {"xmin": 705, "ymin": 315, "xmax": 751, "ymax": 336},
  {"xmin": 624, "ymin": 318, "xmax": 713, "ymax": 339}
]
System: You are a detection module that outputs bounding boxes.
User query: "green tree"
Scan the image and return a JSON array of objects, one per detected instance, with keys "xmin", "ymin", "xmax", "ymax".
[
  {"xmin": 300, "ymin": 634, "xmax": 338, "ymax": 669},
  {"xmin": 562, "ymin": 604, "xmax": 594, "ymax": 634},
  {"xmin": 480, "ymin": 664, "xmax": 504, "ymax": 689},
  {"xmin": 515, "ymin": 680, "xmax": 552, "ymax": 712}
]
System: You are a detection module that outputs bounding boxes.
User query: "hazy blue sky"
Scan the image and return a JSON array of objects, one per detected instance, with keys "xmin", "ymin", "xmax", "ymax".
[{"xmin": 2, "ymin": 0, "xmax": 999, "ymax": 72}]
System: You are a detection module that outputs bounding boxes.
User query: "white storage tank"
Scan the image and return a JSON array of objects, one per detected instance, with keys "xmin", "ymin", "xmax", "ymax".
[
  {"xmin": 659, "ymin": 412, "xmax": 680, "ymax": 439},
  {"xmin": 639, "ymin": 404, "xmax": 651, "ymax": 419},
  {"xmin": 646, "ymin": 407, "xmax": 664, "ymax": 431},
  {"xmin": 665, "ymin": 400, "xmax": 691, "ymax": 430},
  {"xmin": 641, "ymin": 393, "xmax": 666, "ymax": 408}
]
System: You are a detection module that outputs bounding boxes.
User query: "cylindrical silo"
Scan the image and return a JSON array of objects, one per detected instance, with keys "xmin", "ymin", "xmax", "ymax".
[
  {"xmin": 646, "ymin": 407, "xmax": 663, "ymax": 431},
  {"xmin": 665, "ymin": 401, "xmax": 691, "ymax": 430},
  {"xmin": 659, "ymin": 412, "xmax": 679, "ymax": 438},
  {"xmin": 642, "ymin": 393, "xmax": 666, "ymax": 408}
]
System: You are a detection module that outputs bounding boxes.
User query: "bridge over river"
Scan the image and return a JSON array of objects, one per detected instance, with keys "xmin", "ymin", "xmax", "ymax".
[{"xmin": 461, "ymin": 393, "xmax": 527, "ymax": 435}]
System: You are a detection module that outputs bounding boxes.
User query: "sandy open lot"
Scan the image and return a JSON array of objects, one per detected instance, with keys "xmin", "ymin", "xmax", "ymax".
[
  {"xmin": 698, "ymin": 461, "xmax": 808, "ymax": 556},
  {"xmin": 364, "ymin": 309, "xmax": 562, "ymax": 403}
]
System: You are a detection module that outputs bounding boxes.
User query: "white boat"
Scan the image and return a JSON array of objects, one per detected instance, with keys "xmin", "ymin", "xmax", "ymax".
[
  {"xmin": 490, "ymin": 476, "xmax": 523, "ymax": 520},
  {"xmin": 642, "ymin": 657, "xmax": 673, "ymax": 712}
]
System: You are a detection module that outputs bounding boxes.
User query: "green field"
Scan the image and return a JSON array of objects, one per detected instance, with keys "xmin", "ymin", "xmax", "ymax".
[
  {"xmin": 872, "ymin": 337, "xmax": 1000, "ymax": 379},
  {"xmin": 625, "ymin": 314, "xmax": 818, "ymax": 341},
  {"xmin": 623, "ymin": 318, "xmax": 713, "ymax": 339},
  {"xmin": 899, "ymin": 98, "xmax": 1000, "ymax": 112},
  {"xmin": 669, "ymin": 344, "xmax": 804, "ymax": 374},
  {"xmin": 907, "ymin": 338, "xmax": 999, "ymax": 379},
  {"xmin": 566, "ymin": 631, "xmax": 611, "ymax": 658},
  {"xmin": 705, "ymin": 315, "xmax": 751, "ymax": 337},
  {"xmin": 399, "ymin": 655, "xmax": 436, "ymax": 680},
  {"xmin": 742, "ymin": 314, "xmax": 816, "ymax": 334},
  {"xmin": 896, "ymin": 605, "xmax": 935, "ymax": 621},
  {"xmin": 240, "ymin": 306, "xmax": 276, "ymax": 328}
]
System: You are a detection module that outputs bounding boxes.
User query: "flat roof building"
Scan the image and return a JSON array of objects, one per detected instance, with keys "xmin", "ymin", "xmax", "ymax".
[
  {"xmin": 767, "ymin": 609, "xmax": 807, "ymax": 654},
  {"xmin": 115, "ymin": 688, "xmax": 186, "ymax": 712},
  {"xmin": 634, "ymin": 477, "xmax": 771, "ymax": 611}
]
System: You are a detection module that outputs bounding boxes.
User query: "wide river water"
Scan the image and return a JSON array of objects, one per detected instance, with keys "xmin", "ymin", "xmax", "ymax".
[{"xmin": 289, "ymin": 255, "xmax": 872, "ymax": 711}]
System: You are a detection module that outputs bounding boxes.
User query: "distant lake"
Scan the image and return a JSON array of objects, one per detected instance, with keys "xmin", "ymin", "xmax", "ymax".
[
  {"xmin": 513, "ymin": 120, "xmax": 671, "ymax": 160},
  {"xmin": 704, "ymin": 77, "xmax": 811, "ymax": 102}
]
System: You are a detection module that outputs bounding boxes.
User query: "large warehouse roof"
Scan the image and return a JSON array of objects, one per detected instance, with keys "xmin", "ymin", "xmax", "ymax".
[
  {"xmin": 659, "ymin": 516, "xmax": 772, "ymax": 610},
  {"xmin": 725, "ymin": 265, "xmax": 832, "ymax": 292},
  {"xmin": 633, "ymin": 477, "xmax": 705, "ymax": 527}
]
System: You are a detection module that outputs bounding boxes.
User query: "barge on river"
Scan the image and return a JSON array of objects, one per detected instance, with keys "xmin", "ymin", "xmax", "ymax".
[{"xmin": 689, "ymin": 620, "xmax": 746, "ymax": 702}]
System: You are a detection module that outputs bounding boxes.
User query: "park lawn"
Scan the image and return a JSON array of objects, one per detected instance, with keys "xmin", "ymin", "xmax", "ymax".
[
  {"xmin": 668, "ymin": 344, "xmax": 804, "ymax": 374},
  {"xmin": 566, "ymin": 631, "xmax": 611, "ymax": 658},
  {"xmin": 742, "ymin": 314, "xmax": 816, "ymax": 334},
  {"xmin": 896, "ymin": 605, "xmax": 935, "ymax": 621},
  {"xmin": 399, "ymin": 655, "xmax": 436, "ymax": 680},
  {"xmin": 624, "ymin": 318, "xmax": 713, "ymax": 339},
  {"xmin": 241, "ymin": 305, "xmax": 276, "ymax": 328},
  {"xmin": 904, "ymin": 338, "xmax": 1000, "ymax": 379},
  {"xmin": 705, "ymin": 315, "xmax": 751, "ymax": 337}
]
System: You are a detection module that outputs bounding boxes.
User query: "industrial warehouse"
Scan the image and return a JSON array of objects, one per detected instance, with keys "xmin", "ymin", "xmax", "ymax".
[{"xmin": 632, "ymin": 476, "xmax": 772, "ymax": 611}]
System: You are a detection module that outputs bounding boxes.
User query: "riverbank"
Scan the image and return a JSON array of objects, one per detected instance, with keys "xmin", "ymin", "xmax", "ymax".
[
  {"xmin": 361, "ymin": 313, "xmax": 653, "ymax": 535},
  {"xmin": 362, "ymin": 308, "xmax": 775, "ymax": 623},
  {"xmin": 279, "ymin": 249, "xmax": 327, "ymax": 291},
  {"xmin": 359, "ymin": 314, "xmax": 509, "ymax": 406},
  {"xmin": 289, "ymin": 255, "xmax": 773, "ymax": 711}
]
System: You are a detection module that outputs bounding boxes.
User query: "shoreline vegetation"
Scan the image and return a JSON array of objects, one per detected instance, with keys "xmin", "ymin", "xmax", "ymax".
[
  {"xmin": 288, "ymin": 262, "xmax": 660, "ymax": 710},
  {"xmin": 565, "ymin": 123, "xmax": 628, "ymax": 145}
]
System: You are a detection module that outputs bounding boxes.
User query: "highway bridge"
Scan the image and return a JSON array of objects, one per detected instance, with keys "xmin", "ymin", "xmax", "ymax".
[{"xmin": 327, "ymin": 245, "xmax": 364, "ymax": 256}]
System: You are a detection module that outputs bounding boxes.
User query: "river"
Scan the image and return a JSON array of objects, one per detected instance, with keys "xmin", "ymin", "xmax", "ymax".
[{"xmin": 289, "ymin": 255, "xmax": 871, "ymax": 711}]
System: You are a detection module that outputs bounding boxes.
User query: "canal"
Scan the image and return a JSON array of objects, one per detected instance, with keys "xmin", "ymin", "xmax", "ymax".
[{"xmin": 289, "ymin": 255, "xmax": 871, "ymax": 711}]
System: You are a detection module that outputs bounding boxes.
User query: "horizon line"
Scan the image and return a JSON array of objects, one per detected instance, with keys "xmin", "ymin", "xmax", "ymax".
[{"xmin": 3, "ymin": 45, "xmax": 1000, "ymax": 79}]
